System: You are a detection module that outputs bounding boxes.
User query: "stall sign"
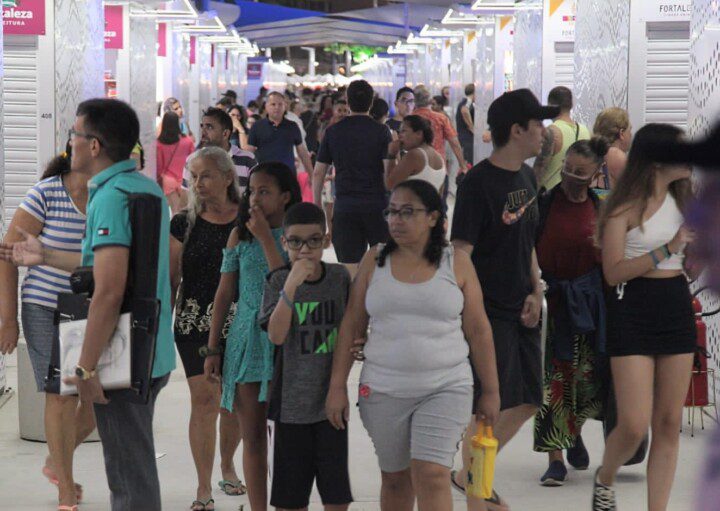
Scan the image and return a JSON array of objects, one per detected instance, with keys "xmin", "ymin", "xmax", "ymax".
[
  {"xmin": 190, "ymin": 36, "xmax": 197, "ymax": 65},
  {"xmin": 104, "ymin": 5, "xmax": 124, "ymax": 49},
  {"xmin": 211, "ymin": 44, "xmax": 215, "ymax": 68},
  {"xmin": 545, "ymin": 0, "xmax": 575, "ymax": 42},
  {"xmin": 158, "ymin": 23, "xmax": 167, "ymax": 57},
  {"xmin": 641, "ymin": 0, "xmax": 692, "ymax": 22},
  {"xmin": 3, "ymin": 0, "xmax": 45, "ymax": 35},
  {"xmin": 247, "ymin": 63, "xmax": 262, "ymax": 79}
]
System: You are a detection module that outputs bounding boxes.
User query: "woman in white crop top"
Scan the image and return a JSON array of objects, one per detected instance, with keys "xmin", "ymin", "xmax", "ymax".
[
  {"xmin": 384, "ymin": 115, "xmax": 447, "ymax": 193},
  {"xmin": 592, "ymin": 124, "xmax": 696, "ymax": 511},
  {"xmin": 325, "ymin": 180, "xmax": 499, "ymax": 511}
]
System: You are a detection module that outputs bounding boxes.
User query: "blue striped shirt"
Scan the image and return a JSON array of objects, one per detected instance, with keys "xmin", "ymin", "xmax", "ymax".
[{"xmin": 19, "ymin": 175, "xmax": 86, "ymax": 308}]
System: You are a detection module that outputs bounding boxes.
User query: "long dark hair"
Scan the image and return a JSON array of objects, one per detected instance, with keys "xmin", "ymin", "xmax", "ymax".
[
  {"xmin": 402, "ymin": 115, "xmax": 434, "ymax": 145},
  {"xmin": 598, "ymin": 123, "xmax": 693, "ymax": 240},
  {"xmin": 377, "ymin": 180, "xmax": 448, "ymax": 268},
  {"xmin": 237, "ymin": 161, "xmax": 302, "ymax": 242},
  {"xmin": 228, "ymin": 104, "xmax": 248, "ymax": 133},
  {"xmin": 42, "ymin": 140, "xmax": 72, "ymax": 179},
  {"xmin": 158, "ymin": 112, "xmax": 182, "ymax": 145}
]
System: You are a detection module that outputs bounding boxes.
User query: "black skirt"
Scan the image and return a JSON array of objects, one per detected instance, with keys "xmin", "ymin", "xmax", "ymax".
[{"xmin": 606, "ymin": 276, "xmax": 696, "ymax": 357}]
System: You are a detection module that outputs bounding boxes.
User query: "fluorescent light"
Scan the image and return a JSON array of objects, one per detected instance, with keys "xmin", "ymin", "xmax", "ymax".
[
  {"xmin": 471, "ymin": 0, "xmax": 518, "ymax": 12},
  {"xmin": 419, "ymin": 24, "xmax": 464, "ymax": 38},
  {"xmin": 441, "ymin": 8, "xmax": 495, "ymax": 26},
  {"xmin": 129, "ymin": 0, "xmax": 198, "ymax": 19},
  {"xmin": 174, "ymin": 14, "xmax": 226, "ymax": 33}
]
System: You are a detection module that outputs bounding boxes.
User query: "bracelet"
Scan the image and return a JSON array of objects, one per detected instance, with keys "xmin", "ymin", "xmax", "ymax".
[
  {"xmin": 280, "ymin": 289, "xmax": 294, "ymax": 309},
  {"xmin": 649, "ymin": 250, "xmax": 660, "ymax": 268},
  {"xmin": 199, "ymin": 344, "xmax": 224, "ymax": 357},
  {"xmin": 662, "ymin": 244, "xmax": 672, "ymax": 258}
]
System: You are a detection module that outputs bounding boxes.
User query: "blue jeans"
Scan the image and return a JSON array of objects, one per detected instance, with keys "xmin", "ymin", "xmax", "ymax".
[{"xmin": 94, "ymin": 374, "xmax": 170, "ymax": 510}]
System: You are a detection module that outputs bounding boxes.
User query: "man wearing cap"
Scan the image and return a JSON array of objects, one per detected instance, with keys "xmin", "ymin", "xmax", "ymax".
[{"xmin": 450, "ymin": 89, "xmax": 559, "ymax": 511}]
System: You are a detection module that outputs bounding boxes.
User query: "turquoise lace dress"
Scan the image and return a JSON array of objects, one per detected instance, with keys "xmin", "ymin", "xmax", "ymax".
[{"xmin": 220, "ymin": 228, "xmax": 286, "ymax": 411}]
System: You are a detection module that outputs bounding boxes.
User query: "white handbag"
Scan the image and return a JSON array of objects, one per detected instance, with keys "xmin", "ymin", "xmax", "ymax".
[{"xmin": 58, "ymin": 313, "xmax": 133, "ymax": 395}]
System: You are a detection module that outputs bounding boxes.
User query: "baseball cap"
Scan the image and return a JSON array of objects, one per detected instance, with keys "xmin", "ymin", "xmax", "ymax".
[
  {"xmin": 223, "ymin": 89, "xmax": 238, "ymax": 99},
  {"xmin": 487, "ymin": 88, "xmax": 560, "ymax": 130}
]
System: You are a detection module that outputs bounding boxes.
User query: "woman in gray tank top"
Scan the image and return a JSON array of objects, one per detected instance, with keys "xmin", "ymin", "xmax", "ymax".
[{"xmin": 325, "ymin": 180, "xmax": 500, "ymax": 511}]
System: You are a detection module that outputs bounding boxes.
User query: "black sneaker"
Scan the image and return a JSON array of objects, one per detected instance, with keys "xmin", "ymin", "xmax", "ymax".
[
  {"xmin": 567, "ymin": 434, "xmax": 590, "ymax": 470},
  {"xmin": 592, "ymin": 467, "xmax": 616, "ymax": 511},
  {"xmin": 540, "ymin": 460, "xmax": 568, "ymax": 486}
]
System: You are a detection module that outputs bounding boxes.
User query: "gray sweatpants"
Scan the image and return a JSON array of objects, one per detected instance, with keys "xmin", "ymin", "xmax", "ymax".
[{"xmin": 94, "ymin": 374, "xmax": 169, "ymax": 511}]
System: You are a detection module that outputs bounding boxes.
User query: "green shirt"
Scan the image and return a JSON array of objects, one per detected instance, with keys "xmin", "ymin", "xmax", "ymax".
[
  {"xmin": 540, "ymin": 119, "xmax": 591, "ymax": 192},
  {"xmin": 81, "ymin": 159, "xmax": 176, "ymax": 378}
]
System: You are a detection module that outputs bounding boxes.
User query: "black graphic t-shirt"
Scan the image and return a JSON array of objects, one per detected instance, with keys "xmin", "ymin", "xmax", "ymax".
[
  {"xmin": 451, "ymin": 159, "xmax": 539, "ymax": 319},
  {"xmin": 259, "ymin": 262, "xmax": 351, "ymax": 424}
]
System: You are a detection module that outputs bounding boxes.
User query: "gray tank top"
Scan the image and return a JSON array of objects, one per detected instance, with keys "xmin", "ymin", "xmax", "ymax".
[{"xmin": 361, "ymin": 245, "xmax": 473, "ymax": 397}]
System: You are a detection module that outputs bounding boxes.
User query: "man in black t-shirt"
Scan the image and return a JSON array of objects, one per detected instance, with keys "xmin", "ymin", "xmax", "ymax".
[
  {"xmin": 313, "ymin": 80, "xmax": 392, "ymax": 277},
  {"xmin": 450, "ymin": 89, "xmax": 559, "ymax": 510}
]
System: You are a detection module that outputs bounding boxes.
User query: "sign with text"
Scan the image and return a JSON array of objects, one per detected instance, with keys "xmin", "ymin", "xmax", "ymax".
[
  {"xmin": 3, "ymin": 0, "xmax": 45, "ymax": 35},
  {"xmin": 247, "ymin": 62, "xmax": 262, "ymax": 79},
  {"xmin": 545, "ymin": 0, "xmax": 576, "ymax": 42},
  {"xmin": 157, "ymin": 23, "xmax": 167, "ymax": 57},
  {"xmin": 104, "ymin": 5, "xmax": 124, "ymax": 49},
  {"xmin": 641, "ymin": 0, "xmax": 692, "ymax": 22}
]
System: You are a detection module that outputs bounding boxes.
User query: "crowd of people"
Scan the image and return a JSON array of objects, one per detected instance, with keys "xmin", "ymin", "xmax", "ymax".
[{"xmin": 0, "ymin": 75, "xmax": 709, "ymax": 511}]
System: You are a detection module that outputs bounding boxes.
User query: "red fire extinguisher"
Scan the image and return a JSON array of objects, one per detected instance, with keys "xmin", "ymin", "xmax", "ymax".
[{"xmin": 685, "ymin": 290, "xmax": 717, "ymax": 407}]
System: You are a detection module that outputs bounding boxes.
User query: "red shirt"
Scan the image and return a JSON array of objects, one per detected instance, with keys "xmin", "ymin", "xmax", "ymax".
[
  {"xmin": 536, "ymin": 189, "xmax": 600, "ymax": 280},
  {"xmin": 414, "ymin": 107, "xmax": 457, "ymax": 161},
  {"xmin": 156, "ymin": 136, "xmax": 195, "ymax": 182}
]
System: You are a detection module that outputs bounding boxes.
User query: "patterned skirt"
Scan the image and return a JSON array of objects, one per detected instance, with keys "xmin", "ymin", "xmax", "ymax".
[{"xmin": 533, "ymin": 320, "xmax": 607, "ymax": 452}]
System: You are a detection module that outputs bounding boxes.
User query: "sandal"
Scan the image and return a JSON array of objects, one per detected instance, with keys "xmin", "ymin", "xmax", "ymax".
[
  {"xmin": 485, "ymin": 489, "xmax": 510, "ymax": 511},
  {"xmin": 450, "ymin": 470, "xmax": 466, "ymax": 495},
  {"xmin": 217, "ymin": 479, "xmax": 247, "ymax": 495},
  {"xmin": 57, "ymin": 507, "xmax": 78, "ymax": 511},
  {"xmin": 190, "ymin": 498, "xmax": 214, "ymax": 511},
  {"xmin": 43, "ymin": 466, "xmax": 83, "ymax": 502}
]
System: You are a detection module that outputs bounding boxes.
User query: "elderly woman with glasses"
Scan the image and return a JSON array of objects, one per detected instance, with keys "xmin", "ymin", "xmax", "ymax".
[{"xmin": 326, "ymin": 179, "xmax": 500, "ymax": 511}]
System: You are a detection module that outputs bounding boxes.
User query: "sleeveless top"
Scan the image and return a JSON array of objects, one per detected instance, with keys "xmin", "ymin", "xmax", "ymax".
[
  {"xmin": 19, "ymin": 175, "xmax": 85, "ymax": 308},
  {"xmin": 541, "ymin": 119, "xmax": 591, "ymax": 192},
  {"xmin": 406, "ymin": 148, "xmax": 446, "ymax": 192},
  {"xmin": 361, "ymin": 245, "xmax": 473, "ymax": 397},
  {"xmin": 624, "ymin": 193, "xmax": 684, "ymax": 270},
  {"xmin": 456, "ymin": 97, "xmax": 474, "ymax": 140}
]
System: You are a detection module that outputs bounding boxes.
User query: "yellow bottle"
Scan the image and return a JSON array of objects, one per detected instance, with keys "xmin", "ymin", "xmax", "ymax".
[{"xmin": 466, "ymin": 424, "xmax": 498, "ymax": 499}]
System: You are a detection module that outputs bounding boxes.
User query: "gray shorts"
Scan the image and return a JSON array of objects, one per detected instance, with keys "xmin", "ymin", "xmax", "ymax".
[
  {"xmin": 21, "ymin": 302, "xmax": 57, "ymax": 391},
  {"xmin": 358, "ymin": 384, "xmax": 472, "ymax": 473}
]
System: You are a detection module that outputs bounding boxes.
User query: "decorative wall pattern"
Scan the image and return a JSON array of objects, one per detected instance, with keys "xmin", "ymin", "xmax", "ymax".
[
  {"xmin": 513, "ymin": 0, "xmax": 543, "ymax": 99},
  {"xmin": 54, "ymin": 0, "xmax": 104, "ymax": 152},
  {"xmin": 129, "ymin": 18, "xmax": 158, "ymax": 178},
  {"xmin": 172, "ymin": 32, "xmax": 191, "ymax": 120},
  {"xmin": 199, "ymin": 43, "xmax": 213, "ymax": 113},
  {"xmin": 573, "ymin": 0, "xmax": 630, "ymax": 126},
  {"xmin": 688, "ymin": 0, "xmax": 720, "ymax": 387},
  {"xmin": 473, "ymin": 25, "xmax": 495, "ymax": 164}
]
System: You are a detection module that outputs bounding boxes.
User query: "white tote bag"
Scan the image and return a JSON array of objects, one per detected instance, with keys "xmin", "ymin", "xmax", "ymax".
[{"xmin": 58, "ymin": 313, "xmax": 132, "ymax": 395}]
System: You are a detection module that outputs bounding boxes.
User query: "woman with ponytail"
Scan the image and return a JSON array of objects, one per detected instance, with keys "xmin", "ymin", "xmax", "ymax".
[{"xmin": 326, "ymin": 180, "xmax": 500, "ymax": 511}]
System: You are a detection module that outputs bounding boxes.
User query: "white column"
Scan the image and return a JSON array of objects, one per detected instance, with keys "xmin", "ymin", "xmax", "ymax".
[{"xmin": 512, "ymin": 0, "xmax": 543, "ymax": 98}]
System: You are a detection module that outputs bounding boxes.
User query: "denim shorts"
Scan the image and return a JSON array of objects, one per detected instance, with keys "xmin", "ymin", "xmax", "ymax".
[{"xmin": 21, "ymin": 302, "xmax": 58, "ymax": 391}]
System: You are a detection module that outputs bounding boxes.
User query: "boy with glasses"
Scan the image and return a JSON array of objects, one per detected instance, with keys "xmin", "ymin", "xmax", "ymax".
[
  {"xmin": 259, "ymin": 202, "xmax": 353, "ymax": 511},
  {"xmin": 387, "ymin": 87, "xmax": 415, "ymax": 133}
]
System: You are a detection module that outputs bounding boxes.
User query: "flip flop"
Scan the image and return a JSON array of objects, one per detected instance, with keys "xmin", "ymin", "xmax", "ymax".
[
  {"xmin": 43, "ymin": 466, "xmax": 83, "ymax": 502},
  {"xmin": 190, "ymin": 498, "xmax": 214, "ymax": 510},
  {"xmin": 57, "ymin": 506, "xmax": 78, "ymax": 511},
  {"xmin": 217, "ymin": 479, "xmax": 247, "ymax": 496},
  {"xmin": 485, "ymin": 489, "xmax": 510, "ymax": 511},
  {"xmin": 450, "ymin": 470, "xmax": 466, "ymax": 495}
]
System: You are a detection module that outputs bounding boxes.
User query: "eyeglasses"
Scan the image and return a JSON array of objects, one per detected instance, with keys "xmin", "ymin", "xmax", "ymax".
[
  {"xmin": 398, "ymin": 98, "xmax": 415, "ymax": 105},
  {"xmin": 68, "ymin": 128, "xmax": 103, "ymax": 145},
  {"xmin": 285, "ymin": 236, "xmax": 325, "ymax": 250},
  {"xmin": 382, "ymin": 207, "xmax": 427, "ymax": 222}
]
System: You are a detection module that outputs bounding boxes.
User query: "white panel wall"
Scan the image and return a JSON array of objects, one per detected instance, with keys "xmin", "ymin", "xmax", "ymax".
[
  {"xmin": 573, "ymin": 0, "xmax": 630, "ymax": 126},
  {"xmin": 474, "ymin": 23, "xmax": 495, "ymax": 164},
  {"xmin": 494, "ymin": 16, "xmax": 514, "ymax": 97},
  {"xmin": 172, "ymin": 32, "xmax": 191, "ymax": 135},
  {"xmin": 513, "ymin": 0, "xmax": 543, "ymax": 98}
]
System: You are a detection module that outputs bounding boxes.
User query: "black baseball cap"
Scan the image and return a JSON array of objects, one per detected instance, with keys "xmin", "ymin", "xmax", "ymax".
[
  {"xmin": 223, "ymin": 89, "xmax": 238, "ymax": 99},
  {"xmin": 487, "ymin": 88, "xmax": 560, "ymax": 130}
]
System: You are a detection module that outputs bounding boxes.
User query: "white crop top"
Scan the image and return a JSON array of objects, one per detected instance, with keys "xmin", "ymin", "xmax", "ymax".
[
  {"xmin": 624, "ymin": 193, "xmax": 684, "ymax": 270},
  {"xmin": 406, "ymin": 148, "xmax": 446, "ymax": 192}
]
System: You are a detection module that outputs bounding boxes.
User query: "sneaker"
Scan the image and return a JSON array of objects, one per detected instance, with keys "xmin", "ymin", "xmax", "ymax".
[
  {"xmin": 592, "ymin": 467, "xmax": 616, "ymax": 511},
  {"xmin": 540, "ymin": 460, "xmax": 567, "ymax": 486},
  {"xmin": 567, "ymin": 435, "xmax": 590, "ymax": 470}
]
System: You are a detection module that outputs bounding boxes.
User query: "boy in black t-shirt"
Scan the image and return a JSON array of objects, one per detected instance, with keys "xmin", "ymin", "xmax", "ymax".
[
  {"xmin": 259, "ymin": 202, "xmax": 352, "ymax": 511},
  {"xmin": 450, "ymin": 89, "xmax": 559, "ymax": 510}
]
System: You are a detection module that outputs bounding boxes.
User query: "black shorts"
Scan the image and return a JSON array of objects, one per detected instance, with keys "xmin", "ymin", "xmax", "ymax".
[
  {"xmin": 473, "ymin": 315, "xmax": 542, "ymax": 412},
  {"xmin": 270, "ymin": 420, "xmax": 353, "ymax": 509},
  {"xmin": 606, "ymin": 276, "xmax": 696, "ymax": 357},
  {"xmin": 332, "ymin": 210, "xmax": 389, "ymax": 264},
  {"xmin": 176, "ymin": 339, "xmax": 223, "ymax": 378}
]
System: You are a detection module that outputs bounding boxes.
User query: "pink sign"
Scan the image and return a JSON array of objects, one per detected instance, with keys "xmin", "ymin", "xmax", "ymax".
[
  {"xmin": 190, "ymin": 36, "xmax": 197, "ymax": 65},
  {"xmin": 157, "ymin": 23, "xmax": 167, "ymax": 57},
  {"xmin": 104, "ymin": 5, "xmax": 124, "ymax": 49},
  {"xmin": 3, "ymin": 0, "xmax": 46, "ymax": 35}
]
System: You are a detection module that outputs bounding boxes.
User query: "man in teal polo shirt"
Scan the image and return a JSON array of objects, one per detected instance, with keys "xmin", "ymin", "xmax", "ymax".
[{"xmin": 6, "ymin": 99, "xmax": 174, "ymax": 510}]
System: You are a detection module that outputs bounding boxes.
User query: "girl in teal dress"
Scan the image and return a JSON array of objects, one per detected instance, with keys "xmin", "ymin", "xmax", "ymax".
[{"xmin": 206, "ymin": 162, "xmax": 301, "ymax": 511}]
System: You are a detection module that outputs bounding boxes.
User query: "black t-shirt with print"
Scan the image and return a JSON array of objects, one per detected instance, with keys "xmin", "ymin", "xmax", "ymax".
[
  {"xmin": 171, "ymin": 212, "xmax": 236, "ymax": 343},
  {"xmin": 259, "ymin": 262, "xmax": 351, "ymax": 424},
  {"xmin": 451, "ymin": 158, "xmax": 539, "ymax": 319}
]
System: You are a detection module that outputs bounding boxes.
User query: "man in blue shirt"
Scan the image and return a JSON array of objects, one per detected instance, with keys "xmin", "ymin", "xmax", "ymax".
[{"xmin": 5, "ymin": 99, "xmax": 175, "ymax": 510}]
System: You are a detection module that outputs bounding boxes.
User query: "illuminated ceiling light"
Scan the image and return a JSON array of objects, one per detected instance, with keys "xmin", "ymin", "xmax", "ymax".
[
  {"xmin": 129, "ymin": 0, "xmax": 198, "ymax": 19},
  {"xmin": 441, "ymin": 8, "xmax": 495, "ymax": 26},
  {"xmin": 406, "ymin": 33, "xmax": 441, "ymax": 45},
  {"xmin": 471, "ymin": 0, "xmax": 518, "ymax": 12},
  {"xmin": 174, "ymin": 14, "xmax": 226, "ymax": 33}
]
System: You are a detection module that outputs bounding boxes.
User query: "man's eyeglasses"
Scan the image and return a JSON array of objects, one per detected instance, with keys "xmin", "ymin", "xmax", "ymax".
[
  {"xmin": 398, "ymin": 98, "xmax": 415, "ymax": 105},
  {"xmin": 382, "ymin": 207, "xmax": 427, "ymax": 222},
  {"xmin": 285, "ymin": 236, "xmax": 325, "ymax": 250},
  {"xmin": 68, "ymin": 128, "xmax": 103, "ymax": 146}
]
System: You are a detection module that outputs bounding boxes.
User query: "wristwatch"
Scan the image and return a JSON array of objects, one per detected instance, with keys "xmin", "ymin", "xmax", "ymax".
[{"xmin": 75, "ymin": 365, "xmax": 97, "ymax": 381}]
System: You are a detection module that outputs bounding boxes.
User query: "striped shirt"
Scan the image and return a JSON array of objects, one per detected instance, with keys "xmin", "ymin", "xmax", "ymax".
[
  {"xmin": 19, "ymin": 175, "xmax": 86, "ymax": 308},
  {"xmin": 183, "ymin": 145, "xmax": 257, "ymax": 193}
]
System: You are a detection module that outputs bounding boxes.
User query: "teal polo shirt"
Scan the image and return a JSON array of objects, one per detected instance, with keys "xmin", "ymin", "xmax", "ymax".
[{"xmin": 81, "ymin": 159, "xmax": 175, "ymax": 378}]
